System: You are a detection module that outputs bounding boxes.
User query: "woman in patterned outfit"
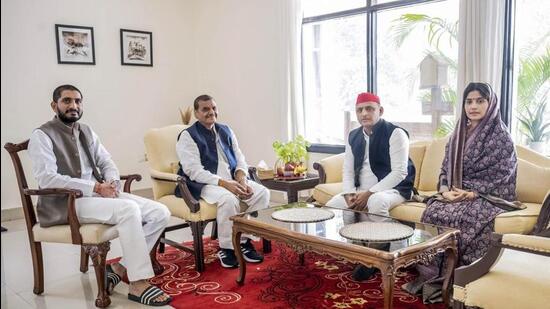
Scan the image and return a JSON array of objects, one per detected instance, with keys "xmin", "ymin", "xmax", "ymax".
[{"xmin": 404, "ymin": 82, "xmax": 522, "ymax": 302}]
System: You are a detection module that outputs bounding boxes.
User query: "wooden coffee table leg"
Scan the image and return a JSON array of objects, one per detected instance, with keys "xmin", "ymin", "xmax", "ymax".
[
  {"xmin": 299, "ymin": 253, "xmax": 305, "ymax": 265},
  {"xmin": 381, "ymin": 266, "xmax": 395, "ymax": 309},
  {"xmin": 287, "ymin": 189, "xmax": 298, "ymax": 203},
  {"xmin": 442, "ymin": 246, "xmax": 458, "ymax": 307},
  {"xmin": 233, "ymin": 230, "xmax": 246, "ymax": 285}
]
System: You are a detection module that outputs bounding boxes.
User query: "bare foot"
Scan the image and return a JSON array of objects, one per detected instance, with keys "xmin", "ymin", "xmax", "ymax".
[
  {"xmin": 129, "ymin": 280, "xmax": 170, "ymax": 302},
  {"xmin": 110, "ymin": 262, "xmax": 127, "ymax": 279}
]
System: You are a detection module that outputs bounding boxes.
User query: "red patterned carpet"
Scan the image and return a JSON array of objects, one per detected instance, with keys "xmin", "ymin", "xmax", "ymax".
[{"xmin": 115, "ymin": 240, "xmax": 445, "ymax": 308}]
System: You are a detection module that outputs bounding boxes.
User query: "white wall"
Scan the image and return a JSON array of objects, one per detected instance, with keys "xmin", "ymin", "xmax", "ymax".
[
  {"xmin": 2, "ymin": 0, "xmax": 295, "ymax": 211},
  {"xmin": 1, "ymin": 0, "xmax": 198, "ymax": 210},
  {"xmin": 192, "ymin": 0, "xmax": 288, "ymax": 169}
]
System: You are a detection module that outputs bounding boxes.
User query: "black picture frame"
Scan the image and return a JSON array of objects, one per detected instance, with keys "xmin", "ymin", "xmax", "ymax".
[
  {"xmin": 55, "ymin": 24, "xmax": 95, "ymax": 65},
  {"xmin": 120, "ymin": 29, "xmax": 153, "ymax": 66}
]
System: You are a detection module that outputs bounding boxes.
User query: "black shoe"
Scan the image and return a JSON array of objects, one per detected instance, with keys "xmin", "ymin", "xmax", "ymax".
[
  {"xmin": 351, "ymin": 264, "xmax": 378, "ymax": 281},
  {"xmin": 240, "ymin": 240, "xmax": 264, "ymax": 263},
  {"xmin": 217, "ymin": 248, "xmax": 238, "ymax": 268}
]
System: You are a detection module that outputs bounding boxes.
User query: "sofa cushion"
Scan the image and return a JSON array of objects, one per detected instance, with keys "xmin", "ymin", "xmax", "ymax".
[
  {"xmin": 390, "ymin": 202, "xmax": 426, "ymax": 222},
  {"xmin": 312, "ymin": 183, "xmax": 343, "ymax": 205},
  {"xmin": 454, "ymin": 247, "xmax": 550, "ymax": 308},
  {"xmin": 516, "ymin": 159, "xmax": 550, "ymax": 204},
  {"xmin": 417, "ymin": 137, "xmax": 448, "ymax": 192},
  {"xmin": 494, "ymin": 202, "xmax": 542, "ymax": 234},
  {"xmin": 409, "ymin": 142, "xmax": 428, "ymax": 189},
  {"xmin": 158, "ymin": 195, "xmax": 218, "ymax": 222},
  {"xmin": 33, "ymin": 223, "xmax": 118, "ymax": 244},
  {"xmin": 318, "ymin": 153, "xmax": 345, "ymax": 183}
]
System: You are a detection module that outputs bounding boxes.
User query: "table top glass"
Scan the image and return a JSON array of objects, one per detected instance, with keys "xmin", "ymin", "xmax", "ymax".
[{"xmin": 233, "ymin": 202, "xmax": 456, "ymax": 252}]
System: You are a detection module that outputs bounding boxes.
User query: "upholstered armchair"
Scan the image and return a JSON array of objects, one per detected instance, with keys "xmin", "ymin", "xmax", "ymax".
[
  {"xmin": 144, "ymin": 125, "xmax": 271, "ymax": 272},
  {"xmin": 144, "ymin": 125, "xmax": 218, "ymax": 272},
  {"xmin": 4, "ymin": 140, "xmax": 149, "ymax": 308},
  {"xmin": 452, "ymin": 233, "xmax": 550, "ymax": 308}
]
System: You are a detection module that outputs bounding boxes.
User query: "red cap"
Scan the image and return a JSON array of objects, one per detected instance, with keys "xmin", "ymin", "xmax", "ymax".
[{"xmin": 356, "ymin": 92, "xmax": 380, "ymax": 105}]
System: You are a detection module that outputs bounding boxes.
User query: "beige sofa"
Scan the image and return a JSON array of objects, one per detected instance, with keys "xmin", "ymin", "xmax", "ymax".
[{"xmin": 312, "ymin": 137, "xmax": 550, "ymax": 234}]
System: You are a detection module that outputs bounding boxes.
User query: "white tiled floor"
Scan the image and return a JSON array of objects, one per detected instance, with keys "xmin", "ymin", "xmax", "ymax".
[{"xmin": 1, "ymin": 217, "xmax": 209, "ymax": 309}]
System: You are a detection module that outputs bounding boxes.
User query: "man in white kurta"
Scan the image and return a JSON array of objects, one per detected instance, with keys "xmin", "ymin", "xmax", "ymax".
[
  {"xmin": 176, "ymin": 94, "xmax": 270, "ymax": 268},
  {"xmin": 28, "ymin": 85, "xmax": 171, "ymax": 306},
  {"xmin": 326, "ymin": 92, "xmax": 416, "ymax": 281}
]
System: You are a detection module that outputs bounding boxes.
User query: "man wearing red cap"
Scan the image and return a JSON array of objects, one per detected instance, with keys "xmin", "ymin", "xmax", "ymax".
[{"xmin": 326, "ymin": 91, "xmax": 416, "ymax": 281}]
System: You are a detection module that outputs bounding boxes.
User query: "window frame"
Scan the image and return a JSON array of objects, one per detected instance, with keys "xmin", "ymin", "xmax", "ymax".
[{"xmin": 302, "ymin": 0, "xmax": 515, "ymax": 153}]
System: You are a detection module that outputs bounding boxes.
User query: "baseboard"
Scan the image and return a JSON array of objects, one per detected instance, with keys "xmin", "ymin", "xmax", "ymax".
[{"xmin": 1, "ymin": 207, "xmax": 24, "ymax": 222}]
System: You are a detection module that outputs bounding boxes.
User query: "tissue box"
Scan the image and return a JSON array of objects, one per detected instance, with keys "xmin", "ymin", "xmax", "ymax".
[{"xmin": 257, "ymin": 168, "xmax": 275, "ymax": 180}]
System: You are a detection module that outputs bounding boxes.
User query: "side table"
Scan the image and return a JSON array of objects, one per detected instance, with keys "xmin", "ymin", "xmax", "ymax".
[{"xmin": 249, "ymin": 167, "xmax": 319, "ymax": 203}]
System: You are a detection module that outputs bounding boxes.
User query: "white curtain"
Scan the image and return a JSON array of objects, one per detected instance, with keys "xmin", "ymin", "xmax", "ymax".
[
  {"xmin": 457, "ymin": 0, "xmax": 506, "ymax": 106},
  {"xmin": 281, "ymin": 0, "xmax": 304, "ymax": 140}
]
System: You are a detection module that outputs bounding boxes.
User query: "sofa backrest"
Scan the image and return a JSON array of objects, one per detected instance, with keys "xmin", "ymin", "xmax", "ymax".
[
  {"xmin": 414, "ymin": 137, "xmax": 550, "ymax": 203},
  {"xmin": 417, "ymin": 137, "xmax": 449, "ymax": 191},
  {"xmin": 516, "ymin": 159, "xmax": 550, "ymax": 203},
  {"xmin": 409, "ymin": 141, "xmax": 430, "ymax": 188}
]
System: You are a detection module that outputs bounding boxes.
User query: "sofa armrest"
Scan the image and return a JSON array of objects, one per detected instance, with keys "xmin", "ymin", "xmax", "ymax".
[{"xmin": 313, "ymin": 153, "xmax": 345, "ymax": 184}]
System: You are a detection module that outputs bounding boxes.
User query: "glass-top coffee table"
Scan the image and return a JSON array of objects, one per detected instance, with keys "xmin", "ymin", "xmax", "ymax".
[{"xmin": 230, "ymin": 203, "xmax": 459, "ymax": 309}]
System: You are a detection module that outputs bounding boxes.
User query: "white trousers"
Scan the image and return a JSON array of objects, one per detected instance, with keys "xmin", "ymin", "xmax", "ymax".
[
  {"xmin": 76, "ymin": 192, "xmax": 171, "ymax": 282},
  {"xmin": 326, "ymin": 189, "xmax": 405, "ymax": 224},
  {"xmin": 201, "ymin": 181, "xmax": 270, "ymax": 250}
]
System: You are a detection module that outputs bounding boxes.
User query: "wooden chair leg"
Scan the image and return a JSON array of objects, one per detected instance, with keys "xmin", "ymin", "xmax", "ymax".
[
  {"xmin": 210, "ymin": 221, "xmax": 218, "ymax": 240},
  {"xmin": 150, "ymin": 238, "xmax": 164, "ymax": 276},
  {"xmin": 158, "ymin": 231, "xmax": 166, "ymax": 253},
  {"xmin": 191, "ymin": 222, "xmax": 205, "ymax": 272},
  {"xmin": 30, "ymin": 241, "xmax": 44, "ymax": 295},
  {"xmin": 80, "ymin": 247, "xmax": 89, "ymax": 273},
  {"xmin": 84, "ymin": 242, "xmax": 111, "ymax": 308}
]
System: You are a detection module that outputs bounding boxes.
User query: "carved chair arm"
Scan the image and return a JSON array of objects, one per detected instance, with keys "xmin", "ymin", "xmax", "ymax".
[
  {"xmin": 248, "ymin": 166, "xmax": 263, "ymax": 184},
  {"xmin": 24, "ymin": 188, "xmax": 83, "ymax": 245},
  {"xmin": 312, "ymin": 163, "xmax": 326, "ymax": 184},
  {"xmin": 150, "ymin": 169, "xmax": 200, "ymax": 213},
  {"xmin": 120, "ymin": 174, "xmax": 142, "ymax": 193},
  {"xmin": 24, "ymin": 188, "xmax": 83, "ymax": 198}
]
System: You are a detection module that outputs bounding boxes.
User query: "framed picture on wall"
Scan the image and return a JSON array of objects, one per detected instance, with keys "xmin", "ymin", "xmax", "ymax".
[
  {"xmin": 120, "ymin": 29, "xmax": 153, "ymax": 66},
  {"xmin": 55, "ymin": 24, "xmax": 95, "ymax": 65}
]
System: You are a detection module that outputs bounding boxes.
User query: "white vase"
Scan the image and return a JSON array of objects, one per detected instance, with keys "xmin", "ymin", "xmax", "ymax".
[{"xmin": 528, "ymin": 141, "xmax": 545, "ymax": 153}]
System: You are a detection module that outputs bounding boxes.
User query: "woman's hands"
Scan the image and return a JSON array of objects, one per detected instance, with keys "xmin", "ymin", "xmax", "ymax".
[{"xmin": 442, "ymin": 187, "xmax": 477, "ymax": 202}]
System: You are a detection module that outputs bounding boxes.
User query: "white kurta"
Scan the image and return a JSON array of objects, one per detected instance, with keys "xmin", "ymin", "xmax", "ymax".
[
  {"xmin": 28, "ymin": 126, "xmax": 171, "ymax": 282},
  {"xmin": 327, "ymin": 127, "xmax": 410, "ymax": 221},
  {"xmin": 176, "ymin": 125, "xmax": 270, "ymax": 250}
]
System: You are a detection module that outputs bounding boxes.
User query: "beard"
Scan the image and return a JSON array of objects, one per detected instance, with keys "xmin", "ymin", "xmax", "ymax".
[{"xmin": 57, "ymin": 109, "xmax": 82, "ymax": 124}]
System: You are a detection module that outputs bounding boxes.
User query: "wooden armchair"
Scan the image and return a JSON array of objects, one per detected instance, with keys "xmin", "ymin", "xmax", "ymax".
[
  {"xmin": 452, "ymin": 233, "xmax": 550, "ymax": 308},
  {"xmin": 4, "ymin": 140, "xmax": 153, "ymax": 308}
]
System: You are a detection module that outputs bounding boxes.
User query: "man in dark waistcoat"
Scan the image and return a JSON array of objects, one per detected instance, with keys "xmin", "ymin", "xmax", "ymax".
[
  {"xmin": 326, "ymin": 92, "xmax": 416, "ymax": 280},
  {"xmin": 28, "ymin": 85, "xmax": 172, "ymax": 306},
  {"xmin": 175, "ymin": 94, "xmax": 270, "ymax": 268}
]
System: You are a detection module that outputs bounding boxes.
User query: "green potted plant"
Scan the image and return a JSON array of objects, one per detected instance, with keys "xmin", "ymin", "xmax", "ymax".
[
  {"xmin": 272, "ymin": 135, "xmax": 310, "ymax": 178},
  {"xmin": 517, "ymin": 101, "xmax": 550, "ymax": 153}
]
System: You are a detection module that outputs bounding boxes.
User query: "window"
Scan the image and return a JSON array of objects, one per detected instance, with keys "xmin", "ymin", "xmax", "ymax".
[
  {"xmin": 512, "ymin": 0, "xmax": 550, "ymax": 154},
  {"xmin": 302, "ymin": 15, "xmax": 367, "ymax": 144},
  {"xmin": 302, "ymin": 0, "xmax": 459, "ymax": 146},
  {"xmin": 377, "ymin": 0, "xmax": 459, "ymax": 141},
  {"xmin": 301, "ymin": 0, "xmax": 549, "ymax": 153}
]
